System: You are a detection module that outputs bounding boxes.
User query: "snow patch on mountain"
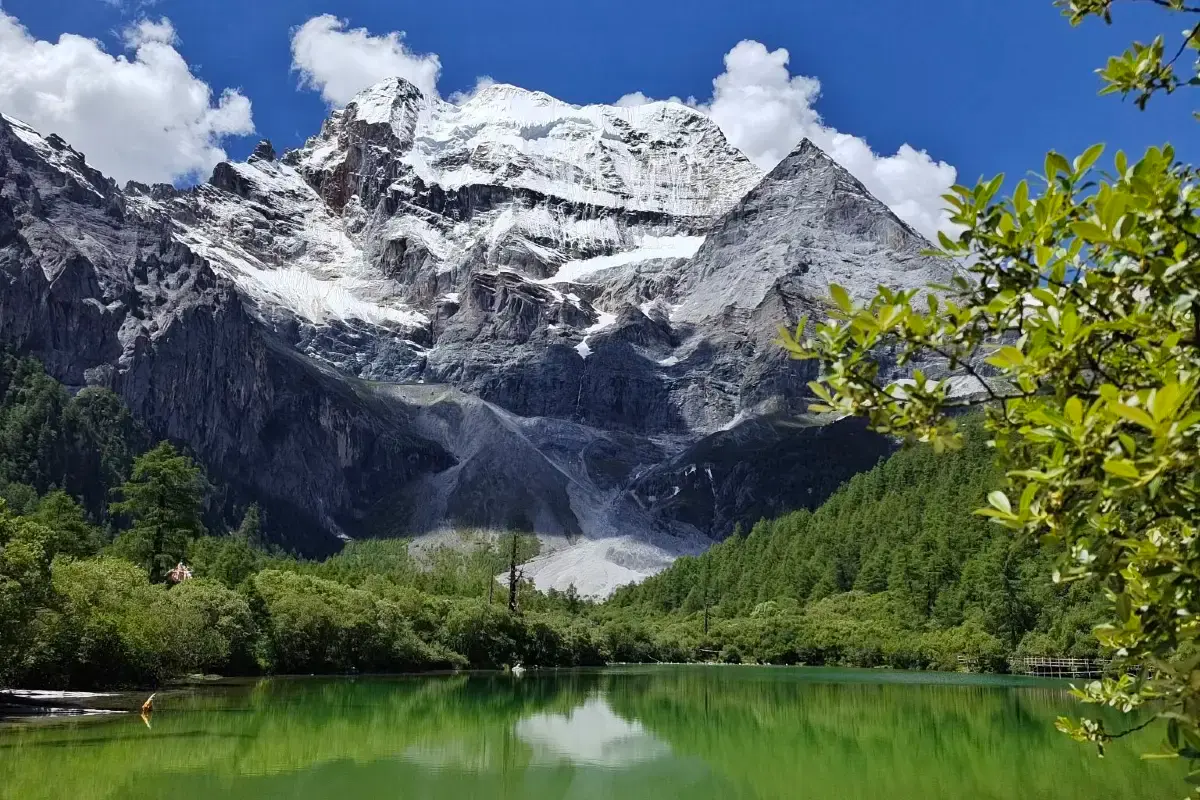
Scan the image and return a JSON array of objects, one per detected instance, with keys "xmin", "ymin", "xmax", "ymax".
[
  {"xmin": 536, "ymin": 235, "xmax": 704, "ymax": 284},
  {"xmin": 383, "ymin": 215, "xmax": 455, "ymax": 260},
  {"xmin": 485, "ymin": 206, "xmax": 625, "ymax": 255},
  {"xmin": 519, "ymin": 535, "xmax": 695, "ymax": 598},
  {"xmin": 242, "ymin": 266, "xmax": 430, "ymax": 328},
  {"xmin": 573, "ymin": 311, "xmax": 618, "ymax": 360},
  {"xmin": 156, "ymin": 156, "xmax": 432, "ymax": 331}
]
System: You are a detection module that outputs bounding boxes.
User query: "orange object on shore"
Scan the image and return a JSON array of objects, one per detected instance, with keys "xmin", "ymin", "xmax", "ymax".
[{"xmin": 141, "ymin": 693, "xmax": 156, "ymax": 714}]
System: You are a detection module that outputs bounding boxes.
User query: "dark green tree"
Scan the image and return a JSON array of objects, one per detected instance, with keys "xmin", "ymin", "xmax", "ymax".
[
  {"xmin": 29, "ymin": 490, "xmax": 102, "ymax": 558},
  {"xmin": 236, "ymin": 503, "xmax": 263, "ymax": 543},
  {"xmin": 109, "ymin": 442, "xmax": 207, "ymax": 582}
]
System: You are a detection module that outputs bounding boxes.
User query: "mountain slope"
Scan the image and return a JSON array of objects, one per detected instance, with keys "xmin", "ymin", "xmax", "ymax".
[
  {"xmin": 610, "ymin": 425, "xmax": 1103, "ymax": 662},
  {"xmin": 0, "ymin": 79, "xmax": 952, "ymax": 594}
]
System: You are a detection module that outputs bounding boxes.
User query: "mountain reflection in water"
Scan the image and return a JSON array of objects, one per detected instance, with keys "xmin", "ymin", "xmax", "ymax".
[
  {"xmin": 516, "ymin": 696, "xmax": 671, "ymax": 767},
  {"xmin": 0, "ymin": 667, "xmax": 1184, "ymax": 800}
]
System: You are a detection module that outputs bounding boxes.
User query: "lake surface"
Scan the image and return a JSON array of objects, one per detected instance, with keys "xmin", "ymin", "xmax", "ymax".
[{"xmin": 0, "ymin": 666, "xmax": 1180, "ymax": 799}]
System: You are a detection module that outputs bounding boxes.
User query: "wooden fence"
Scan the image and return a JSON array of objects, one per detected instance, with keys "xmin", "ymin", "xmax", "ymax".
[{"xmin": 1006, "ymin": 656, "xmax": 1111, "ymax": 678}]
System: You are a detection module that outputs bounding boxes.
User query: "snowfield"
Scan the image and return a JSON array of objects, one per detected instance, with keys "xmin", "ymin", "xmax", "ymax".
[{"xmin": 518, "ymin": 535, "xmax": 704, "ymax": 598}]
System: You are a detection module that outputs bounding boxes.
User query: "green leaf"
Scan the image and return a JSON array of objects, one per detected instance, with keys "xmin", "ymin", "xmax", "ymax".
[
  {"xmin": 1065, "ymin": 397, "xmax": 1083, "ymax": 424},
  {"xmin": 1116, "ymin": 593, "xmax": 1132, "ymax": 622},
  {"xmin": 830, "ymin": 284, "xmax": 852, "ymax": 313},
  {"xmin": 1102, "ymin": 458, "xmax": 1141, "ymax": 481},
  {"xmin": 1013, "ymin": 180, "xmax": 1030, "ymax": 214},
  {"xmin": 1073, "ymin": 143, "xmax": 1105, "ymax": 175},
  {"xmin": 987, "ymin": 491, "xmax": 1013, "ymax": 516},
  {"xmin": 984, "ymin": 346, "xmax": 1026, "ymax": 369},
  {"xmin": 1111, "ymin": 403, "xmax": 1156, "ymax": 431},
  {"xmin": 1150, "ymin": 383, "xmax": 1182, "ymax": 422},
  {"xmin": 980, "ymin": 173, "xmax": 1006, "ymax": 206},
  {"xmin": 1019, "ymin": 483, "xmax": 1039, "ymax": 515},
  {"xmin": 1045, "ymin": 152, "xmax": 1071, "ymax": 179},
  {"xmin": 1071, "ymin": 222, "xmax": 1109, "ymax": 242},
  {"xmin": 807, "ymin": 382, "xmax": 834, "ymax": 402},
  {"xmin": 1182, "ymin": 727, "xmax": 1200, "ymax": 754}
]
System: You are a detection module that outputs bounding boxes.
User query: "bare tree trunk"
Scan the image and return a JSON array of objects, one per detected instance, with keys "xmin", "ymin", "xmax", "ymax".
[{"xmin": 508, "ymin": 535, "xmax": 519, "ymax": 613}]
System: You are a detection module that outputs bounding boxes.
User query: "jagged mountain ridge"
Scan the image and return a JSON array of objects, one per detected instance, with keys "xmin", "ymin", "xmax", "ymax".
[{"xmin": 0, "ymin": 78, "xmax": 951, "ymax": 595}]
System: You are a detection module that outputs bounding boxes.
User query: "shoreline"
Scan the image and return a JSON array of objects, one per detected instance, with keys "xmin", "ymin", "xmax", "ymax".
[{"xmin": 0, "ymin": 689, "xmax": 131, "ymax": 723}]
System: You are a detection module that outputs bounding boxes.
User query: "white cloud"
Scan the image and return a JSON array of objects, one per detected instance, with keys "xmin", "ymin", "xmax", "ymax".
[
  {"xmin": 121, "ymin": 17, "xmax": 175, "ymax": 48},
  {"xmin": 0, "ymin": 12, "xmax": 254, "ymax": 185},
  {"xmin": 615, "ymin": 91, "xmax": 652, "ymax": 108},
  {"xmin": 290, "ymin": 14, "xmax": 441, "ymax": 105},
  {"xmin": 448, "ymin": 75, "xmax": 496, "ymax": 105},
  {"xmin": 616, "ymin": 90, "xmax": 689, "ymax": 108},
  {"xmin": 100, "ymin": 0, "xmax": 158, "ymax": 9},
  {"xmin": 620, "ymin": 40, "xmax": 957, "ymax": 239},
  {"xmin": 619, "ymin": 91, "xmax": 676, "ymax": 108}
]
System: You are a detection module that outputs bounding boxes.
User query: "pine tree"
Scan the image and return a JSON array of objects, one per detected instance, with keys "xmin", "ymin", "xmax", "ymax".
[{"xmin": 109, "ymin": 442, "xmax": 207, "ymax": 582}]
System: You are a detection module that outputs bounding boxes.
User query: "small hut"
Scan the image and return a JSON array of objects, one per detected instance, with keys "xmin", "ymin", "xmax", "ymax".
[{"xmin": 167, "ymin": 562, "xmax": 193, "ymax": 584}]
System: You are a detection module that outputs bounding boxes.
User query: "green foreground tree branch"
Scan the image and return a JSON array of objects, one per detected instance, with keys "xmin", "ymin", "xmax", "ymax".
[{"xmin": 778, "ymin": 0, "xmax": 1200, "ymax": 783}]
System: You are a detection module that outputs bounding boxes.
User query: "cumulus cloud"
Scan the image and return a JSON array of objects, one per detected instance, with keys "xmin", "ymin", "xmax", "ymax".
[
  {"xmin": 448, "ymin": 75, "xmax": 497, "ymax": 105},
  {"xmin": 615, "ymin": 91, "xmax": 652, "ymax": 108},
  {"xmin": 616, "ymin": 90, "xmax": 691, "ymax": 108},
  {"xmin": 121, "ymin": 17, "xmax": 174, "ymax": 48},
  {"xmin": 290, "ymin": 14, "xmax": 441, "ymax": 105},
  {"xmin": 0, "ymin": 12, "xmax": 254, "ymax": 185},
  {"xmin": 614, "ymin": 91, "xmax": 677, "ymax": 108},
  {"xmin": 621, "ymin": 41, "xmax": 958, "ymax": 239}
]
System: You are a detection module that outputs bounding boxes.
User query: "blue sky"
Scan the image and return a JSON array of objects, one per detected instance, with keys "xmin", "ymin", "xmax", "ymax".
[{"xmin": 0, "ymin": 0, "xmax": 1193, "ymax": 236}]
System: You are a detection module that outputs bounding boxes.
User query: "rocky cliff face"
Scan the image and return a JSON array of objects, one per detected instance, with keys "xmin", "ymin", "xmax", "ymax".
[{"xmin": 0, "ymin": 79, "xmax": 954, "ymax": 595}]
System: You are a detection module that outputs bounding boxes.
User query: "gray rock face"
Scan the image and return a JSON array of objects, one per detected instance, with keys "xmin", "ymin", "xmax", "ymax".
[
  {"xmin": 674, "ymin": 139, "xmax": 950, "ymax": 324},
  {"xmin": 0, "ymin": 113, "xmax": 455, "ymax": 553},
  {"xmin": 0, "ymin": 83, "xmax": 952, "ymax": 595}
]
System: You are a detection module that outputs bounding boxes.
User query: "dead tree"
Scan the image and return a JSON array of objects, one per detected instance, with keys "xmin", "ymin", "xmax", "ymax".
[{"xmin": 508, "ymin": 534, "xmax": 523, "ymax": 613}]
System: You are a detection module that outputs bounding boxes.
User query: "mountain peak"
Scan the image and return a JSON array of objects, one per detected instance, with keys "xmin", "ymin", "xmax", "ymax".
[
  {"xmin": 285, "ymin": 75, "xmax": 762, "ymax": 219},
  {"xmin": 348, "ymin": 75, "xmax": 426, "ymax": 102},
  {"xmin": 250, "ymin": 139, "xmax": 277, "ymax": 163},
  {"xmin": 0, "ymin": 113, "xmax": 111, "ymax": 199},
  {"xmin": 769, "ymin": 137, "xmax": 846, "ymax": 180},
  {"xmin": 463, "ymin": 82, "xmax": 561, "ymax": 108},
  {"xmin": 343, "ymin": 77, "xmax": 427, "ymax": 126},
  {"xmin": 755, "ymin": 136, "xmax": 925, "ymax": 241},
  {"xmin": 672, "ymin": 136, "xmax": 951, "ymax": 323}
]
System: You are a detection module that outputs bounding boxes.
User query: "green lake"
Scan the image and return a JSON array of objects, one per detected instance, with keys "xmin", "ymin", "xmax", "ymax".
[{"xmin": 0, "ymin": 666, "xmax": 1180, "ymax": 799}]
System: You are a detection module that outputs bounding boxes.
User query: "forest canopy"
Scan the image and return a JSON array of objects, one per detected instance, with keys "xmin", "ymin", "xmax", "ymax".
[{"xmin": 0, "ymin": 356, "xmax": 1103, "ymax": 688}]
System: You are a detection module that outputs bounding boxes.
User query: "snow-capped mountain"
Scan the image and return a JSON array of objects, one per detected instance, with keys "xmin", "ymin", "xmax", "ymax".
[
  {"xmin": 0, "ymin": 78, "xmax": 953, "ymax": 595},
  {"xmin": 131, "ymin": 78, "xmax": 764, "ymax": 381},
  {"xmin": 319, "ymin": 78, "xmax": 762, "ymax": 217}
]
